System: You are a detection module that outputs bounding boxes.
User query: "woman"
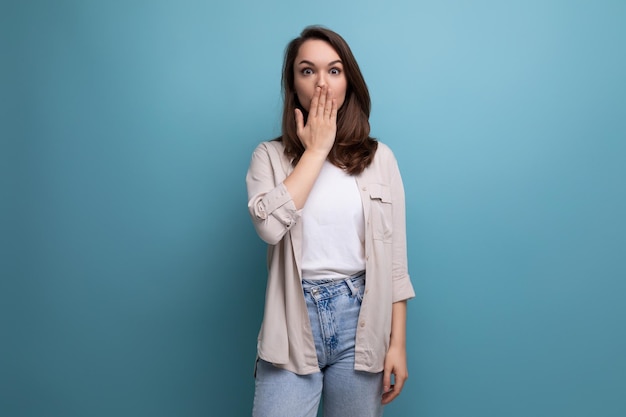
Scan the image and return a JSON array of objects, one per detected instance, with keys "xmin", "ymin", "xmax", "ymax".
[{"xmin": 246, "ymin": 26, "xmax": 415, "ymax": 417}]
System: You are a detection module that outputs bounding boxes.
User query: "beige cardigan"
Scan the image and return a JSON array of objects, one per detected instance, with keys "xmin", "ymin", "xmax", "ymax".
[{"xmin": 246, "ymin": 140, "xmax": 415, "ymax": 375}]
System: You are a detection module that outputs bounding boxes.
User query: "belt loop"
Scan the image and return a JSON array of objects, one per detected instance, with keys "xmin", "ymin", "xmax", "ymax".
[{"xmin": 344, "ymin": 278, "xmax": 358, "ymax": 297}]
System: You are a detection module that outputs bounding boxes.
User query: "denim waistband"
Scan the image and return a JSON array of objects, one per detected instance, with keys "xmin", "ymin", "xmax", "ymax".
[{"xmin": 302, "ymin": 271, "xmax": 365, "ymax": 299}]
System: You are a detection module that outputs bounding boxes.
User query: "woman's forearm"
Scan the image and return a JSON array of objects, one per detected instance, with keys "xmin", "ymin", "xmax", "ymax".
[
  {"xmin": 389, "ymin": 300, "xmax": 407, "ymax": 348},
  {"xmin": 283, "ymin": 149, "xmax": 327, "ymax": 209}
]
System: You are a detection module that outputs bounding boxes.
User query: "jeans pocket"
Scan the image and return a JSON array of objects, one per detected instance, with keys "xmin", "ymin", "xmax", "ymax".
[{"xmin": 356, "ymin": 284, "xmax": 365, "ymax": 304}]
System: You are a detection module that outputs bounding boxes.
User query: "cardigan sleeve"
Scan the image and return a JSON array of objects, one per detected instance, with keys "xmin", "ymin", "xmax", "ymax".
[{"xmin": 246, "ymin": 142, "xmax": 300, "ymax": 245}]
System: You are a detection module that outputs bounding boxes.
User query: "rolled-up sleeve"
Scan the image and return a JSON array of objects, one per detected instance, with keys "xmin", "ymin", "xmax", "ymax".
[
  {"xmin": 246, "ymin": 143, "xmax": 300, "ymax": 245},
  {"xmin": 389, "ymin": 149, "xmax": 416, "ymax": 303}
]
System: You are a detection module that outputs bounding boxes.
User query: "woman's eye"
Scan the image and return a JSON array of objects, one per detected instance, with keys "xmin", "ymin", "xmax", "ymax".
[
  {"xmin": 330, "ymin": 68, "xmax": 341, "ymax": 75},
  {"xmin": 302, "ymin": 68, "xmax": 313, "ymax": 75}
]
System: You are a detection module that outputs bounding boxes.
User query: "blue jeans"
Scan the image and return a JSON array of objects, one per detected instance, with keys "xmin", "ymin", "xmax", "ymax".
[{"xmin": 252, "ymin": 273, "xmax": 384, "ymax": 417}]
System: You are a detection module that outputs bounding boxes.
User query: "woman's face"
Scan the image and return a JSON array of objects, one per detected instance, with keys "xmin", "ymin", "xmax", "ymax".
[{"xmin": 293, "ymin": 39, "xmax": 347, "ymax": 112}]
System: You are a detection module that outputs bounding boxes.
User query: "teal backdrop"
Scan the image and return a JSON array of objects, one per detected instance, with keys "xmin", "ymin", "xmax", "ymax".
[{"xmin": 2, "ymin": 0, "xmax": 625, "ymax": 416}]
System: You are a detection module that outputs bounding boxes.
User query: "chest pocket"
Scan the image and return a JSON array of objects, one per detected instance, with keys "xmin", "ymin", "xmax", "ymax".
[{"xmin": 368, "ymin": 183, "xmax": 393, "ymax": 242}]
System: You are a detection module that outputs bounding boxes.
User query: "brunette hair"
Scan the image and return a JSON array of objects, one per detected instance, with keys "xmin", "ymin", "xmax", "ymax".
[{"xmin": 279, "ymin": 26, "xmax": 377, "ymax": 175}]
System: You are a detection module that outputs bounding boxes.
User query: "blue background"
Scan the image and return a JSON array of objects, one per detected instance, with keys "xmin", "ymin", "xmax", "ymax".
[{"xmin": 2, "ymin": 0, "xmax": 625, "ymax": 416}]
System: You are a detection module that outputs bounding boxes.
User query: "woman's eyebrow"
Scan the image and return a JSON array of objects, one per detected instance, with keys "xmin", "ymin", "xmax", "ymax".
[{"xmin": 297, "ymin": 59, "xmax": 343, "ymax": 66}]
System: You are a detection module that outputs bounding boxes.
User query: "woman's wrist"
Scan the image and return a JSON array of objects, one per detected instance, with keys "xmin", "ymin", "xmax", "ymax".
[{"xmin": 302, "ymin": 147, "xmax": 330, "ymax": 161}]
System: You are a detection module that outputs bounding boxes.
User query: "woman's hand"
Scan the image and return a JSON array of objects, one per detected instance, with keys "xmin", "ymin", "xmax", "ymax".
[
  {"xmin": 382, "ymin": 300, "xmax": 409, "ymax": 405},
  {"xmin": 382, "ymin": 343, "xmax": 408, "ymax": 405},
  {"xmin": 283, "ymin": 85, "xmax": 337, "ymax": 209},
  {"xmin": 294, "ymin": 85, "xmax": 337, "ymax": 158}
]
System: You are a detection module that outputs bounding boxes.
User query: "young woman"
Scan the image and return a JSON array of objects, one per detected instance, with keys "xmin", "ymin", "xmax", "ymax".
[{"xmin": 246, "ymin": 26, "xmax": 415, "ymax": 417}]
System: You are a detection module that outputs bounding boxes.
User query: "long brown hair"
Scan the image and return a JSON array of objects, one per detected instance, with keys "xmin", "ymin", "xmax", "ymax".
[{"xmin": 279, "ymin": 26, "xmax": 377, "ymax": 175}]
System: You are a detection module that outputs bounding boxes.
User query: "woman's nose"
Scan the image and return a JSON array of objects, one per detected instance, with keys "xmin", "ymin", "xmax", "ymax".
[{"xmin": 316, "ymin": 74, "xmax": 326, "ymax": 87}]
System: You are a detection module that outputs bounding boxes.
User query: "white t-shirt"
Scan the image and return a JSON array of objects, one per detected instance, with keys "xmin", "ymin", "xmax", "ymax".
[{"xmin": 301, "ymin": 160, "xmax": 366, "ymax": 280}]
